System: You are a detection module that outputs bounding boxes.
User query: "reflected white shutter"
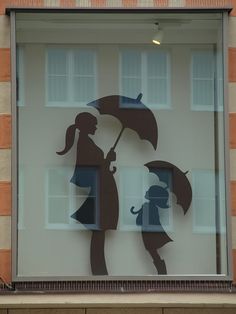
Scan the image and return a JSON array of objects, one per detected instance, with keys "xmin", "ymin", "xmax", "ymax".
[
  {"xmin": 47, "ymin": 47, "xmax": 96, "ymax": 106},
  {"xmin": 191, "ymin": 50, "xmax": 215, "ymax": 110},
  {"xmin": 192, "ymin": 170, "xmax": 216, "ymax": 232},
  {"xmin": 47, "ymin": 48, "xmax": 69, "ymax": 103},
  {"xmin": 121, "ymin": 50, "xmax": 142, "ymax": 99},
  {"xmin": 146, "ymin": 51, "xmax": 168, "ymax": 106},
  {"xmin": 120, "ymin": 49, "xmax": 169, "ymax": 108},
  {"xmin": 73, "ymin": 50, "xmax": 96, "ymax": 103}
]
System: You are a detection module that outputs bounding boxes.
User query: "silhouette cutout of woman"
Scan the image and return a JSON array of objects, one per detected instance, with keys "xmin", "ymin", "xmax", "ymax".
[
  {"xmin": 57, "ymin": 112, "xmax": 119, "ymax": 275},
  {"xmin": 131, "ymin": 185, "xmax": 172, "ymax": 274}
]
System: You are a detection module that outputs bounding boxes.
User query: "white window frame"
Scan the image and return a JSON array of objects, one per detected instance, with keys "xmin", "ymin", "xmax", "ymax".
[
  {"xmin": 118, "ymin": 166, "xmax": 173, "ymax": 232},
  {"xmin": 190, "ymin": 49, "xmax": 216, "ymax": 112},
  {"xmin": 45, "ymin": 167, "xmax": 98, "ymax": 230},
  {"xmin": 192, "ymin": 169, "xmax": 226, "ymax": 234},
  {"xmin": 119, "ymin": 47, "xmax": 171, "ymax": 110},
  {"xmin": 45, "ymin": 46, "xmax": 97, "ymax": 108}
]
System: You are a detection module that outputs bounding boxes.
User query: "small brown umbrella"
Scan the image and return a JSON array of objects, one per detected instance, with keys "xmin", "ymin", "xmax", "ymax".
[
  {"xmin": 87, "ymin": 93, "xmax": 158, "ymax": 150},
  {"xmin": 145, "ymin": 160, "xmax": 192, "ymax": 214}
]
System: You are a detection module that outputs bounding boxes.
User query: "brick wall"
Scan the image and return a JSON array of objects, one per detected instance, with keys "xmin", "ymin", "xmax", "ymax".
[
  {"xmin": 0, "ymin": 4, "xmax": 11, "ymax": 284},
  {"xmin": 0, "ymin": 0, "xmax": 235, "ymax": 286}
]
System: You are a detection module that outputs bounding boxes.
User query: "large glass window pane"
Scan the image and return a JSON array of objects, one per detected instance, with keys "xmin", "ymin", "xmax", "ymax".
[{"xmin": 16, "ymin": 12, "xmax": 229, "ymax": 280}]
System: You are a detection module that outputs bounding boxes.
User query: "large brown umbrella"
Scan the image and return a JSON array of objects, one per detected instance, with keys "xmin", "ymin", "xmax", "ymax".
[
  {"xmin": 145, "ymin": 160, "xmax": 192, "ymax": 214},
  {"xmin": 87, "ymin": 93, "xmax": 158, "ymax": 150}
]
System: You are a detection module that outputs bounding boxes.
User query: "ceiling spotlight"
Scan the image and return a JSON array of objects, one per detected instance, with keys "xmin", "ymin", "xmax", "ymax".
[{"xmin": 152, "ymin": 23, "xmax": 163, "ymax": 45}]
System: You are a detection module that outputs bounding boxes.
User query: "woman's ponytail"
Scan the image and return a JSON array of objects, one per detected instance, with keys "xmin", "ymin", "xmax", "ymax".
[{"xmin": 57, "ymin": 124, "xmax": 77, "ymax": 155}]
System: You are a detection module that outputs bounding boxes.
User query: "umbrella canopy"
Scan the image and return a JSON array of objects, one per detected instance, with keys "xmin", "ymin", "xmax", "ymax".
[
  {"xmin": 145, "ymin": 160, "xmax": 192, "ymax": 214},
  {"xmin": 87, "ymin": 93, "xmax": 158, "ymax": 150}
]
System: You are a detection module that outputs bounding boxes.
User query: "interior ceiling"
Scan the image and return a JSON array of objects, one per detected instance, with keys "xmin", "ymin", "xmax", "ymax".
[{"xmin": 16, "ymin": 12, "xmax": 221, "ymax": 30}]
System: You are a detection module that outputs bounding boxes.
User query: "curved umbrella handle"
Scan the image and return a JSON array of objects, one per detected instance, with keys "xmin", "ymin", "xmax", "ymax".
[
  {"xmin": 111, "ymin": 166, "xmax": 117, "ymax": 174},
  {"xmin": 112, "ymin": 126, "xmax": 125, "ymax": 151}
]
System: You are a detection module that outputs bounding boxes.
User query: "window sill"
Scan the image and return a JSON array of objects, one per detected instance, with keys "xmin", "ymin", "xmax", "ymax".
[{"xmin": 0, "ymin": 293, "xmax": 236, "ymax": 308}]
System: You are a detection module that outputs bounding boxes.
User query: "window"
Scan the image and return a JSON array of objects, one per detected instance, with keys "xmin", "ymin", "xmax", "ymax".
[
  {"xmin": 119, "ymin": 167, "xmax": 172, "ymax": 232},
  {"xmin": 120, "ymin": 49, "xmax": 170, "ymax": 109},
  {"xmin": 46, "ymin": 167, "xmax": 98, "ymax": 230},
  {"xmin": 192, "ymin": 169, "xmax": 226, "ymax": 234},
  {"xmin": 191, "ymin": 50, "xmax": 215, "ymax": 111},
  {"xmin": 14, "ymin": 11, "xmax": 229, "ymax": 281},
  {"xmin": 46, "ymin": 47, "xmax": 97, "ymax": 107}
]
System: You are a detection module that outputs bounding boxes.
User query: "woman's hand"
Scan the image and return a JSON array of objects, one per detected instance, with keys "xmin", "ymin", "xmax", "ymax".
[{"xmin": 106, "ymin": 148, "xmax": 116, "ymax": 162}]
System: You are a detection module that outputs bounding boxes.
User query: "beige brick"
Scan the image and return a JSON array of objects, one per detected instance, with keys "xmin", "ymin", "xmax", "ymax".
[
  {"xmin": 169, "ymin": 0, "xmax": 185, "ymax": 6},
  {"xmin": 229, "ymin": 83, "xmax": 236, "ymax": 113},
  {"xmin": 137, "ymin": 0, "xmax": 154, "ymax": 6},
  {"xmin": 0, "ymin": 149, "xmax": 11, "ymax": 181},
  {"xmin": 229, "ymin": 16, "xmax": 236, "ymax": 47},
  {"xmin": 0, "ymin": 216, "xmax": 11, "ymax": 249},
  {"xmin": 232, "ymin": 216, "xmax": 236, "ymax": 249},
  {"xmin": 106, "ymin": 0, "xmax": 123, "ymax": 6},
  {"xmin": 164, "ymin": 309, "xmax": 236, "ymax": 314},
  {"xmin": 88, "ymin": 309, "xmax": 162, "ymax": 314},
  {"xmin": 44, "ymin": 0, "xmax": 60, "ymax": 6},
  {"xmin": 0, "ymin": 83, "xmax": 10, "ymax": 114},
  {"xmin": 0, "ymin": 16, "xmax": 10, "ymax": 48},
  {"xmin": 75, "ymin": 0, "xmax": 91, "ymax": 6},
  {"xmin": 9, "ymin": 310, "xmax": 85, "ymax": 314},
  {"xmin": 230, "ymin": 149, "xmax": 236, "ymax": 180}
]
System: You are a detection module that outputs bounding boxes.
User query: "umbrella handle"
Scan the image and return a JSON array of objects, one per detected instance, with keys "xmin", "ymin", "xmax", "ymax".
[
  {"xmin": 108, "ymin": 126, "xmax": 125, "ymax": 174},
  {"xmin": 112, "ymin": 126, "xmax": 125, "ymax": 150},
  {"xmin": 111, "ymin": 166, "xmax": 117, "ymax": 174}
]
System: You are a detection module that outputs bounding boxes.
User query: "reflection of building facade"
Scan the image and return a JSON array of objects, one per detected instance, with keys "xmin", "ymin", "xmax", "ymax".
[{"xmin": 1, "ymin": 0, "xmax": 236, "ymax": 311}]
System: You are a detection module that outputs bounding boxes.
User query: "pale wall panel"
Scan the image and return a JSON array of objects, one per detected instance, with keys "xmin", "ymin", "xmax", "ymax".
[
  {"xmin": 169, "ymin": 0, "xmax": 185, "ymax": 6},
  {"xmin": 230, "ymin": 149, "xmax": 236, "ymax": 180},
  {"xmin": 43, "ymin": 0, "xmax": 60, "ymax": 6},
  {"xmin": 232, "ymin": 216, "xmax": 236, "ymax": 248},
  {"xmin": 0, "ymin": 16, "xmax": 10, "ymax": 49},
  {"xmin": 229, "ymin": 83, "xmax": 236, "ymax": 113},
  {"xmin": 75, "ymin": 0, "xmax": 92, "ymax": 6},
  {"xmin": 0, "ymin": 149, "xmax": 11, "ymax": 181},
  {"xmin": 229, "ymin": 16, "xmax": 236, "ymax": 47},
  {"xmin": 137, "ymin": 0, "xmax": 154, "ymax": 7},
  {"xmin": 0, "ymin": 83, "xmax": 11, "ymax": 114},
  {"xmin": 0, "ymin": 216, "xmax": 11, "ymax": 249}
]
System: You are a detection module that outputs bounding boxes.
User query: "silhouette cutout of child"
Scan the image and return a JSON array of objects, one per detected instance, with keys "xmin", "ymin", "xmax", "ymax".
[{"xmin": 130, "ymin": 185, "xmax": 173, "ymax": 275}]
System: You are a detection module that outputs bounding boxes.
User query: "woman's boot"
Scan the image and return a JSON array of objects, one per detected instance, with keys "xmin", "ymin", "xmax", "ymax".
[{"xmin": 153, "ymin": 258, "xmax": 167, "ymax": 275}]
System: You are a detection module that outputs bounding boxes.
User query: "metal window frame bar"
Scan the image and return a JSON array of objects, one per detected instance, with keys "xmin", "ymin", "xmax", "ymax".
[
  {"xmin": 6, "ymin": 7, "xmax": 233, "ymax": 15},
  {"xmin": 9, "ymin": 8, "xmax": 233, "ymax": 284}
]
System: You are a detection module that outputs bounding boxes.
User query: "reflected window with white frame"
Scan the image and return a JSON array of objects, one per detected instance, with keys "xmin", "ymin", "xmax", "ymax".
[
  {"xmin": 46, "ymin": 167, "xmax": 98, "ymax": 230},
  {"xmin": 46, "ymin": 47, "xmax": 97, "ymax": 107},
  {"xmin": 191, "ymin": 50, "xmax": 215, "ymax": 111},
  {"xmin": 119, "ymin": 167, "xmax": 172, "ymax": 231},
  {"xmin": 120, "ymin": 49, "xmax": 170, "ymax": 109},
  {"xmin": 192, "ymin": 170, "xmax": 215, "ymax": 233}
]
